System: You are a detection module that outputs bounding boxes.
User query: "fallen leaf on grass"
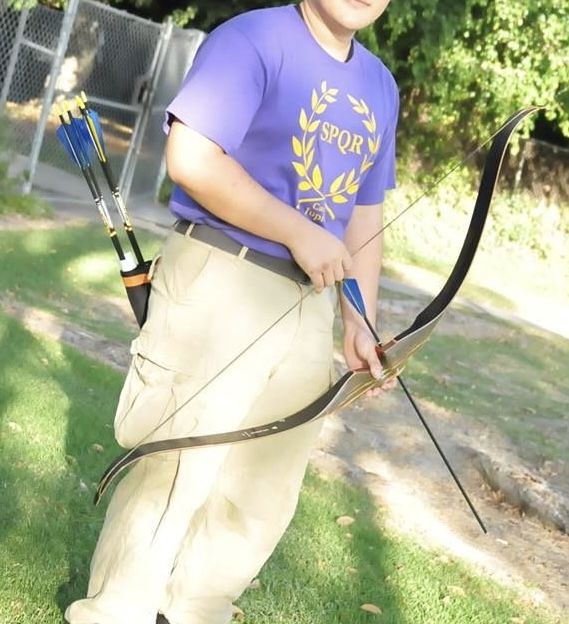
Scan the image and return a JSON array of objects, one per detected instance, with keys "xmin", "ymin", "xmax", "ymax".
[
  {"xmin": 360, "ymin": 603, "xmax": 382, "ymax": 615},
  {"xmin": 91, "ymin": 443, "xmax": 104, "ymax": 453},
  {"xmin": 232, "ymin": 605, "xmax": 245, "ymax": 621},
  {"xmin": 336, "ymin": 515, "xmax": 355, "ymax": 526},
  {"xmin": 448, "ymin": 585, "xmax": 466, "ymax": 597},
  {"xmin": 247, "ymin": 578, "xmax": 261, "ymax": 589},
  {"xmin": 442, "ymin": 595, "xmax": 452, "ymax": 606},
  {"xmin": 347, "ymin": 567, "xmax": 358, "ymax": 575},
  {"xmin": 7, "ymin": 421, "xmax": 22, "ymax": 433},
  {"xmin": 510, "ymin": 618, "xmax": 526, "ymax": 624}
]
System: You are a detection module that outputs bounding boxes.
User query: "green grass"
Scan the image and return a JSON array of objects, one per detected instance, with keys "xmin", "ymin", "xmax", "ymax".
[
  {"xmin": 0, "ymin": 163, "xmax": 52, "ymax": 218},
  {"xmin": 0, "ymin": 312, "xmax": 562, "ymax": 624},
  {"xmin": 240, "ymin": 470, "xmax": 558, "ymax": 624},
  {"xmin": 404, "ymin": 316, "xmax": 569, "ymax": 462},
  {"xmin": 0, "ymin": 311, "xmax": 122, "ymax": 622},
  {"xmin": 382, "ymin": 181, "xmax": 569, "ymax": 314},
  {"xmin": 0, "ymin": 223, "xmax": 162, "ymax": 342}
]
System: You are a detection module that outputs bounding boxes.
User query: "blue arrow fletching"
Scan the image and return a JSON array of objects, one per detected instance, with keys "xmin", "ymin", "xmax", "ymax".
[
  {"xmin": 73, "ymin": 117, "xmax": 95, "ymax": 157},
  {"xmin": 75, "ymin": 108, "xmax": 107, "ymax": 158},
  {"xmin": 56, "ymin": 125, "xmax": 82, "ymax": 168},
  {"xmin": 342, "ymin": 278, "xmax": 367, "ymax": 318},
  {"xmin": 70, "ymin": 117, "xmax": 94, "ymax": 164}
]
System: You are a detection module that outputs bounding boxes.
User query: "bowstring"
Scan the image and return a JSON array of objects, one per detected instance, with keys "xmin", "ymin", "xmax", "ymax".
[
  {"xmin": 117, "ymin": 114, "xmax": 514, "ymax": 460},
  {"xmin": 353, "ymin": 114, "xmax": 514, "ymax": 255}
]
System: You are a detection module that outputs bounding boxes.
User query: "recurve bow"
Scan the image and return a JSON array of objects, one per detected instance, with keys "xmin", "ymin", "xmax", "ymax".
[{"xmin": 95, "ymin": 107, "xmax": 539, "ymax": 510}]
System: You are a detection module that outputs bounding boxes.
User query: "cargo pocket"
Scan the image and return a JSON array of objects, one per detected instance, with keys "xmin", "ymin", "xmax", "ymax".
[{"xmin": 114, "ymin": 353, "xmax": 199, "ymax": 449}]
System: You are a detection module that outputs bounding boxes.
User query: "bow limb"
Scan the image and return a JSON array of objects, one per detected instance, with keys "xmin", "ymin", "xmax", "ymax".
[
  {"xmin": 96, "ymin": 341, "xmax": 402, "ymax": 504},
  {"xmin": 95, "ymin": 106, "xmax": 540, "ymax": 505}
]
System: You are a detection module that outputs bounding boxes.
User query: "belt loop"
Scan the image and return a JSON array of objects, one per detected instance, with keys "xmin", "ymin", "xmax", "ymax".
[
  {"xmin": 185, "ymin": 223, "xmax": 195, "ymax": 238},
  {"xmin": 238, "ymin": 246, "xmax": 249, "ymax": 259}
]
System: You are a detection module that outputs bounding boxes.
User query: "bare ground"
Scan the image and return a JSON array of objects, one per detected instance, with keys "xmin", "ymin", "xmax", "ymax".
[{"xmin": 1, "ymin": 213, "xmax": 568, "ymax": 619}]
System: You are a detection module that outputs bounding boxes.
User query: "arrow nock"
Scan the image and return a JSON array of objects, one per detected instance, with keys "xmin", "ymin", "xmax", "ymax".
[{"xmin": 76, "ymin": 94, "xmax": 87, "ymax": 112}]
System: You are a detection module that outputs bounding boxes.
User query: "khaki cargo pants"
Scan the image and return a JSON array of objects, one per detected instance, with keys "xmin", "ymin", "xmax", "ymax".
[{"xmin": 66, "ymin": 230, "xmax": 335, "ymax": 624}]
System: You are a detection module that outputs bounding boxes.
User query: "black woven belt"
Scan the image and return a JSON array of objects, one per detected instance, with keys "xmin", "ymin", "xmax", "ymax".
[{"xmin": 173, "ymin": 219, "xmax": 310, "ymax": 284}]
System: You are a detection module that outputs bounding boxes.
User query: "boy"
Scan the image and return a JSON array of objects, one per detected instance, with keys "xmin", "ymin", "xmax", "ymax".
[{"xmin": 66, "ymin": 1, "xmax": 397, "ymax": 623}]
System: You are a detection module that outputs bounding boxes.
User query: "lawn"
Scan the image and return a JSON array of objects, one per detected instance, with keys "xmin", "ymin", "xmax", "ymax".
[
  {"xmin": 0, "ymin": 312, "xmax": 562, "ymax": 624},
  {"xmin": 0, "ymin": 223, "xmax": 162, "ymax": 343}
]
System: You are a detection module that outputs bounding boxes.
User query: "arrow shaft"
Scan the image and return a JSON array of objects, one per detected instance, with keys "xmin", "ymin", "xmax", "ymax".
[
  {"xmin": 77, "ymin": 94, "xmax": 145, "ymax": 265},
  {"xmin": 343, "ymin": 278, "xmax": 487, "ymax": 533}
]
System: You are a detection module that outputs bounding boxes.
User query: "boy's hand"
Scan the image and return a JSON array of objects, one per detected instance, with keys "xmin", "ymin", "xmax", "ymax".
[
  {"xmin": 343, "ymin": 327, "xmax": 396, "ymax": 398},
  {"xmin": 288, "ymin": 221, "xmax": 352, "ymax": 292}
]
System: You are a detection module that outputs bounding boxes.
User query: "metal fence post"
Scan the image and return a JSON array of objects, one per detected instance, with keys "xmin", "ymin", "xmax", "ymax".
[
  {"xmin": 153, "ymin": 28, "xmax": 206, "ymax": 201},
  {"xmin": 22, "ymin": 0, "xmax": 80, "ymax": 194},
  {"xmin": 119, "ymin": 18, "xmax": 174, "ymax": 204},
  {"xmin": 0, "ymin": 7, "xmax": 29, "ymax": 113}
]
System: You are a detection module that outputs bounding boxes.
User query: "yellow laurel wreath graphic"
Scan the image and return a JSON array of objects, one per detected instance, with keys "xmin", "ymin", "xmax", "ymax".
[
  {"xmin": 292, "ymin": 83, "xmax": 381, "ymax": 216},
  {"xmin": 347, "ymin": 93, "xmax": 381, "ymax": 178}
]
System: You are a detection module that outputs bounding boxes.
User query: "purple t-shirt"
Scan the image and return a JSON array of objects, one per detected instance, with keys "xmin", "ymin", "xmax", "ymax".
[{"xmin": 164, "ymin": 4, "xmax": 399, "ymax": 260}]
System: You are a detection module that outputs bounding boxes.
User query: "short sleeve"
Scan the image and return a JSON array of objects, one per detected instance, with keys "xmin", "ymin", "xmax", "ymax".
[
  {"xmin": 163, "ymin": 24, "xmax": 266, "ymax": 154},
  {"xmin": 355, "ymin": 92, "xmax": 399, "ymax": 206}
]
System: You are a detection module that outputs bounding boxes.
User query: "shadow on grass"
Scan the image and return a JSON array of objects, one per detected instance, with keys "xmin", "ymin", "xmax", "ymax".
[
  {"xmin": 0, "ymin": 308, "xmax": 405, "ymax": 623},
  {"xmin": 237, "ymin": 468, "xmax": 405, "ymax": 624},
  {"xmin": 0, "ymin": 311, "xmax": 122, "ymax": 621}
]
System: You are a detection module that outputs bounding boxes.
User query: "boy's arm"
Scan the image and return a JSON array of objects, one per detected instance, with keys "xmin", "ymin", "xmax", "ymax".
[{"xmin": 166, "ymin": 121, "xmax": 352, "ymax": 291}]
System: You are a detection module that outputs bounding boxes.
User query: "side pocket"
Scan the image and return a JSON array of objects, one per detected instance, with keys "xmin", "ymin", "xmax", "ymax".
[
  {"xmin": 114, "ymin": 353, "xmax": 199, "ymax": 448},
  {"xmin": 155, "ymin": 234, "xmax": 215, "ymax": 305}
]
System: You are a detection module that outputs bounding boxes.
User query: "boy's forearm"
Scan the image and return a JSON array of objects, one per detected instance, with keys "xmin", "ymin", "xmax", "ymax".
[{"xmin": 340, "ymin": 204, "xmax": 383, "ymax": 331}]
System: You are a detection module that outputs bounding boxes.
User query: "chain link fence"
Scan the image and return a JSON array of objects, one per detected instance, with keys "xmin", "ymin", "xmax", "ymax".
[{"xmin": 0, "ymin": 0, "xmax": 204, "ymax": 206}]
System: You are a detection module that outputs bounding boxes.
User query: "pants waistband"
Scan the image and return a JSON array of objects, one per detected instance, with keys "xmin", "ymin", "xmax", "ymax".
[{"xmin": 173, "ymin": 220, "xmax": 310, "ymax": 285}]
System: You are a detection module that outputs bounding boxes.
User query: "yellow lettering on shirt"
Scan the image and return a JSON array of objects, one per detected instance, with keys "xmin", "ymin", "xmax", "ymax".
[{"xmin": 320, "ymin": 123, "xmax": 364, "ymax": 155}]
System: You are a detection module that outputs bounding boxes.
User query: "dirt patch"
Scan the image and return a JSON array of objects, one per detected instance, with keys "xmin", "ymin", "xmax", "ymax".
[
  {"xmin": 312, "ymin": 391, "xmax": 569, "ymax": 616},
  {"xmin": 0, "ymin": 212, "xmax": 87, "ymax": 230},
  {"xmin": 310, "ymin": 293, "xmax": 569, "ymax": 617},
  {"xmin": 0, "ymin": 294, "xmax": 130, "ymax": 372}
]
